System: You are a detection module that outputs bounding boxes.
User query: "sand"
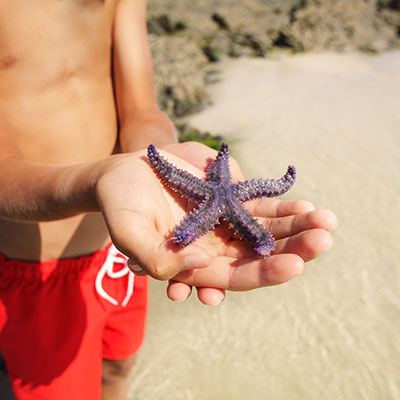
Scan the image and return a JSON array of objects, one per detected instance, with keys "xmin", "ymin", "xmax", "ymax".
[{"xmin": 129, "ymin": 51, "xmax": 400, "ymax": 400}]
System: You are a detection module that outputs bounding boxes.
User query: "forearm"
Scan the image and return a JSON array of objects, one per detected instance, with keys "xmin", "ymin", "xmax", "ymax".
[
  {"xmin": 0, "ymin": 156, "xmax": 113, "ymax": 222},
  {"xmin": 119, "ymin": 109, "xmax": 178, "ymax": 153}
]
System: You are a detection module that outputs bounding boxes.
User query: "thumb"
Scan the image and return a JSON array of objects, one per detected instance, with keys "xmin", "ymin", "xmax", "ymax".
[
  {"xmin": 114, "ymin": 212, "xmax": 210, "ymax": 280},
  {"xmin": 127, "ymin": 240, "xmax": 210, "ymax": 280}
]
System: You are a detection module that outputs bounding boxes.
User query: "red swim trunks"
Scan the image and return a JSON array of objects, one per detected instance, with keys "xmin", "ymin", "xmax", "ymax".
[{"xmin": 0, "ymin": 244, "xmax": 148, "ymax": 400}]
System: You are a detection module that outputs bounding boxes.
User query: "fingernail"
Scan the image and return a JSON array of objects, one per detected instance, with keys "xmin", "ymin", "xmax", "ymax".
[
  {"xmin": 208, "ymin": 293, "xmax": 225, "ymax": 306},
  {"xmin": 128, "ymin": 259, "xmax": 143, "ymax": 273},
  {"xmin": 184, "ymin": 253, "xmax": 209, "ymax": 269},
  {"xmin": 131, "ymin": 265, "xmax": 143, "ymax": 273}
]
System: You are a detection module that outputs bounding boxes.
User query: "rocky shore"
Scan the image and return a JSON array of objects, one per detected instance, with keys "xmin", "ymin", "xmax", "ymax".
[{"xmin": 148, "ymin": 0, "xmax": 400, "ymax": 119}]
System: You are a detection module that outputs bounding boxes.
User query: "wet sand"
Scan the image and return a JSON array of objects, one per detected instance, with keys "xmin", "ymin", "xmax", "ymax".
[{"xmin": 129, "ymin": 51, "xmax": 400, "ymax": 400}]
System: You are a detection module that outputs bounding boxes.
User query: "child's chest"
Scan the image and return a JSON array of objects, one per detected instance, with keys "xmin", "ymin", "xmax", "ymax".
[
  {"xmin": 0, "ymin": 0, "xmax": 119, "ymax": 84},
  {"xmin": 0, "ymin": 0, "xmax": 118, "ymax": 64}
]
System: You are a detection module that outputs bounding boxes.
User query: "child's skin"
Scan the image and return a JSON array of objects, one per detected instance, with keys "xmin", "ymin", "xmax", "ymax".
[{"xmin": 0, "ymin": 0, "xmax": 337, "ymax": 398}]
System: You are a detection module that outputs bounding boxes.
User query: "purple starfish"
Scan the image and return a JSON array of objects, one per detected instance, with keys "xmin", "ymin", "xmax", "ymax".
[{"xmin": 147, "ymin": 142, "xmax": 296, "ymax": 257}]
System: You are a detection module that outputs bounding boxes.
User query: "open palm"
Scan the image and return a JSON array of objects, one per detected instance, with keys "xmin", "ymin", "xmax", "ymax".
[{"xmin": 97, "ymin": 142, "xmax": 337, "ymax": 305}]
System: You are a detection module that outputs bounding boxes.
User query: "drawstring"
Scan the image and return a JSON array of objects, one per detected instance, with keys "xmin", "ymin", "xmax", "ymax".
[{"xmin": 95, "ymin": 245, "xmax": 135, "ymax": 307}]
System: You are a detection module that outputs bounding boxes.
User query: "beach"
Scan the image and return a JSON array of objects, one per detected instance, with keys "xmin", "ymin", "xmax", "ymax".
[{"xmin": 129, "ymin": 51, "xmax": 400, "ymax": 399}]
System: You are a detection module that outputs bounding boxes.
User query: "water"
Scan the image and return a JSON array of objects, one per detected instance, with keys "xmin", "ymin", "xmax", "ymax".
[{"xmin": 129, "ymin": 51, "xmax": 400, "ymax": 400}]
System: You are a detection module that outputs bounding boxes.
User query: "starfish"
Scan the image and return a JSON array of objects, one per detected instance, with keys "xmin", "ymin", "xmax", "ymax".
[{"xmin": 147, "ymin": 142, "xmax": 296, "ymax": 257}]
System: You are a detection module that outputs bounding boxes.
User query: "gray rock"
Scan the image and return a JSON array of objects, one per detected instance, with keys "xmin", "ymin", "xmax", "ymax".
[
  {"xmin": 285, "ymin": 0, "xmax": 398, "ymax": 52},
  {"xmin": 148, "ymin": 0, "xmax": 399, "ymax": 55},
  {"xmin": 149, "ymin": 35, "xmax": 209, "ymax": 117},
  {"xmin": 378, "ymin": 0, "xmax": 400, "ymax": 10},
  {"xmin": 147, "ymin": 0, "xmax": 400, "ymax": 116}
]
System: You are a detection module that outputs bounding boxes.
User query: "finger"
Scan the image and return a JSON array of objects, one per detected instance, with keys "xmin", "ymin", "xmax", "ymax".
[
  {"xmin": 127, "ymin": 259, "xmax": 147, "ymax": 276},
  {"xmin": 248, "ymin": 199, "xmax": 316, "ymax": 217},
  {"xmin": 196, "ymin": 287, "xmax": 226, "ymax": 306},
  {"xmin": 167, "ymin": 281, "xmax": 193, "ymax": 302},
  {"xmin": 275, "ymin": 228, "xmax": 334, "ymax": 261},
  {"xmin": 117, "ymin": 212, "xmax": 211, "ymax": 280},
  {"xmin": 226, "ymin": 228, "xmax": 334, "ymax": 260},
  {"xmin": 173, "ymin": 253, "xmax": 304, "ymax": 290},
  {"xmin": 264, "ymin": 209, "xmax": 338, "ymax": 240},
  {"xmin": 221, "ymin": 209, "xmax": 337, "ymax": 259},
  {"xmin": 167, "ymin": 279, "xmax": 226, "ymax": 305}
]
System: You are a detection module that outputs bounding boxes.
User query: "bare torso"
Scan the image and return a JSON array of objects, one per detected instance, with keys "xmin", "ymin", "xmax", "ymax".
[{"xmin": 0, "ymin": 0, "xmax": 119, "ymax": 260}]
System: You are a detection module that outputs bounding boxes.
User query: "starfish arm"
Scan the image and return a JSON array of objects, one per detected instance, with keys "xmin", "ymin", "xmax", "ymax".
[
  {"xmin": 231, "ymin": 165, "xmax": 296, "ymax": 202},
  {"xmin": 173, "ymin": 197, "xmax": 221, "ymax": 247},
  {"xmin": 206, "ymin": 142, "xmax": 231, "ymax": 185},
  {"xmin": 224, "ymin": 198, "xmax": 276, "ymax": 257},
  {"xmin": 148, "ymin": 142, "xmax": 296, "ymax": 257},
  {"xmin": 148, "ymin": 144, "xmax": 211, "ymax": 202}
]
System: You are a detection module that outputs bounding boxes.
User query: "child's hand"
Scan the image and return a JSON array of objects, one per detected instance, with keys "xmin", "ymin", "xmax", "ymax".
[
  {"xmin": 166, "ymin": 198, "xmax": 336, "ymax": 305},
  {"xmin": 96, "ymin": 142, "xmax": 337, "ymax": 305},
  {"xmin": 163, "ymin": 142, "xmax": 337, "ymax": 305}
]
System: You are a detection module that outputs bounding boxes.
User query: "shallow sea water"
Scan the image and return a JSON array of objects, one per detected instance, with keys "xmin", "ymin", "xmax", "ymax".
[{"xmin": 129, "ymin": 51, "xmax": 400, "ymax": 400}]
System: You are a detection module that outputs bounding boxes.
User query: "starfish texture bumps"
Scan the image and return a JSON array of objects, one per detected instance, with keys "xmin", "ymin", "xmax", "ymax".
[{"xmin": 147, "ymin": 142, "xmax": 296, "ymax": 257}]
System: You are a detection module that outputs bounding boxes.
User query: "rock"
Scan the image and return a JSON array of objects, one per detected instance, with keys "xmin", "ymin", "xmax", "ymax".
[
  {"xmin": 147, "ymin": 14, "xmax": 188, "ymax": 35},
  {"xmin": 149, "ymin": 35, "xmax": 209, "ymax": 117},
  {"xmin": 147, "ymin": 0, "xmax": 399, "ymax": 56},
  {"xmin": 285, "ymin": 0, "xmax": 398, "ymax": 52},
  {"xmin": 378, "ymin": 0, "xmax": 400, "ymax": 10},
  {"xmin": 146, "ymin": 0, "xmax": 400, "ymax": 117},
  {"xmin": 378, "ymin": 1, "xmax": 400, "ymax": 46}
]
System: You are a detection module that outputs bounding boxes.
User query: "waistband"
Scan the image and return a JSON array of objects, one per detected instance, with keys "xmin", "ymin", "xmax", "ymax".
[{"xmin": 0, "ymin": 244, "xmax": 114, "ymax": 282}]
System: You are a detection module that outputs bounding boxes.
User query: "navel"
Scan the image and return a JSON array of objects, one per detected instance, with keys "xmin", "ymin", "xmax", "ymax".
[{"xmin": 0, "ymin": 55, "xmax": 17, "ymax": 70}]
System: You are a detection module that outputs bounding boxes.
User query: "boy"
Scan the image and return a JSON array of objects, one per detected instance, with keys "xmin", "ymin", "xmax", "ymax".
[{"xmin": 0, "ymin": 0, "xmax": 337, "ymax": 399}]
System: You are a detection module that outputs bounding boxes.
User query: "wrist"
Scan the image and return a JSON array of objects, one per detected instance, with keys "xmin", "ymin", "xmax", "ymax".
[
  {"xmin": 119, "ymin": 109, "xmax": 177, "ymax": 153},
  {"xmin": 65, "ymin": 154, "xmax": 131, "ymax": 214},
  {"xmin": 61, "ymin": 162, "xmax": 101, "ymax": 214}
]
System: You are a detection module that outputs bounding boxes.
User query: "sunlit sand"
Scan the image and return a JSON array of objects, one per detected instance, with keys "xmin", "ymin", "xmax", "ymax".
[{"xmin": 130, "ymin": 51, "xmax": 400, "ymax": 400}]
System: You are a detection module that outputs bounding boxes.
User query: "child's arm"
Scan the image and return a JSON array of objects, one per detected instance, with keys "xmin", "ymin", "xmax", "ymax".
[
  {"xmin": 112, "ymin": 0, "xmax": 177, "ymax": 153},
  {"xmin": 0, "ymin": 125, "xmax": 337, "ymax": 304},
  {"xmin": 0, "ymin": 126, "xmax": 107, "ymax": 222}
]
